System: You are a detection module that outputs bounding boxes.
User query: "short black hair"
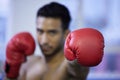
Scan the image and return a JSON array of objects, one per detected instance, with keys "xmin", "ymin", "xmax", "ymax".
[{"xmin": 37, "ymin": 2, "xmax": 71, "ymax": 31}]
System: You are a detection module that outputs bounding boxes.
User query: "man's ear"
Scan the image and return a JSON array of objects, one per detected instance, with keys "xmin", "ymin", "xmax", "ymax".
[{"xmin": 64, "ymin": 29, "xmax": 70, "ymax": 40}]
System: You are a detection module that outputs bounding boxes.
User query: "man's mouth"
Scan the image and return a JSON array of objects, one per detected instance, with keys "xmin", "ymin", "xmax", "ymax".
[{"xmin": 41, "ymin": 46, "xmax": 51, "ymax": 52}]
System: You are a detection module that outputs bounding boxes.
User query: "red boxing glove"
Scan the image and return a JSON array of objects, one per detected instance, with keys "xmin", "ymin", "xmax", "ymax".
[
  {"xmin": 64, "ymin": 28, "xmax": 104, "ymax": 67},
  {"xmin": 5, "ymin": 32, "xmax": 35, "ymax": 79}
]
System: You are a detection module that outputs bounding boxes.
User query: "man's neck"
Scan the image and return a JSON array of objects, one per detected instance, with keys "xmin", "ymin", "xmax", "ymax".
[{"xmin": 45, "ymin": 49, "xmax": 64, "ymax": 65}]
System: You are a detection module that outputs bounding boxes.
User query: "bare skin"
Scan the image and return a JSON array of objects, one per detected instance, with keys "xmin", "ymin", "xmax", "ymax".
[
  {"xmin": 19, "ymin": 53, "xmax": 89, "ymax": 80},
  {"xmin": 5, "ymin": 17, "xmax": 89, "ymax": 80}
]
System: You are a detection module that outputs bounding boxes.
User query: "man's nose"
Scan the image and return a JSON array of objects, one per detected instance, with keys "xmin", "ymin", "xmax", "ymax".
[{"xmin": 41, "ymin": 33, "xmax": 49, "ymax": 44}]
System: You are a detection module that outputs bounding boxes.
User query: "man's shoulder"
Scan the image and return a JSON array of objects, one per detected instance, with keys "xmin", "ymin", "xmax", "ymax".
[
  {"xmin": 20, "ymin": 55, "xmax": 47, "ymax": 76},
  {"xmin": 19, "ymin": 55, "xmax": 47, "ymax": 79},
  {"xmin": 21, "ymin": 55, "xmax": 45, "ymax": 70}
]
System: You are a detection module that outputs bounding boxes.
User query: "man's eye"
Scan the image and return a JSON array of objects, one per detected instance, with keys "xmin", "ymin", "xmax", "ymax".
[
  {"xmin": 37, "ymin": 28, "xmax": 43, "ymax": 35},
  {"xmin": 49, "ymin": 31, "xmax": 58, "ymax": 35},
  {"xmin": 38, "ymin": 31, "xmax": 43, "ymax": 35}
]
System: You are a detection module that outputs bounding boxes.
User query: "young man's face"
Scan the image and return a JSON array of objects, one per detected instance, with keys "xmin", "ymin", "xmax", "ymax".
[{"xmin": 36, "ymin": 17, "xmax": 67, "ymax": 56}]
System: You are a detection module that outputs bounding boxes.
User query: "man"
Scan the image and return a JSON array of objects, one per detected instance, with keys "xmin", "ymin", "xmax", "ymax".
[
  {"xmin": 5, "ymin": 2, "xmax": 104, "ymax": 80},
  {"xmin": 20, "ymin": 2, "xmax": 89, "ymax": 80}
]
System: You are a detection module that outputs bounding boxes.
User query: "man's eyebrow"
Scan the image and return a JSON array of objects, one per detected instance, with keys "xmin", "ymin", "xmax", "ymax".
[
  {"xmin": 48, "ymin": 30, "xmax": 59, "ymax": 32},
  {"xmin": 36, "ymin": 28, "xmax": 43, "ymax": 32}
]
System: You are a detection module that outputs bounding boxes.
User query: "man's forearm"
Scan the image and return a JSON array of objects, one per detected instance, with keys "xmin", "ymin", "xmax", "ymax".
[{"xmin": 67, "ymin": 60, "xmax": 89, "ymax": 79}]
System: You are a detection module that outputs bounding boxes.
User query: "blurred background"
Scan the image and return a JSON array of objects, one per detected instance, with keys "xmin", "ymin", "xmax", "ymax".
[{"xmin": 0, "ymin": 0, "xmax": 120, "ymax": 80}]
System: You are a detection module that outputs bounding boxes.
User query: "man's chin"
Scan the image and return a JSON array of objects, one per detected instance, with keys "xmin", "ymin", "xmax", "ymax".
[
  {"xmin": 42, "ymin": 51, "xmax": 57, "ymax": 57},
  {"xmin": 42, "ymin": 51, "xmax": 53, "ymax": 56}
]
